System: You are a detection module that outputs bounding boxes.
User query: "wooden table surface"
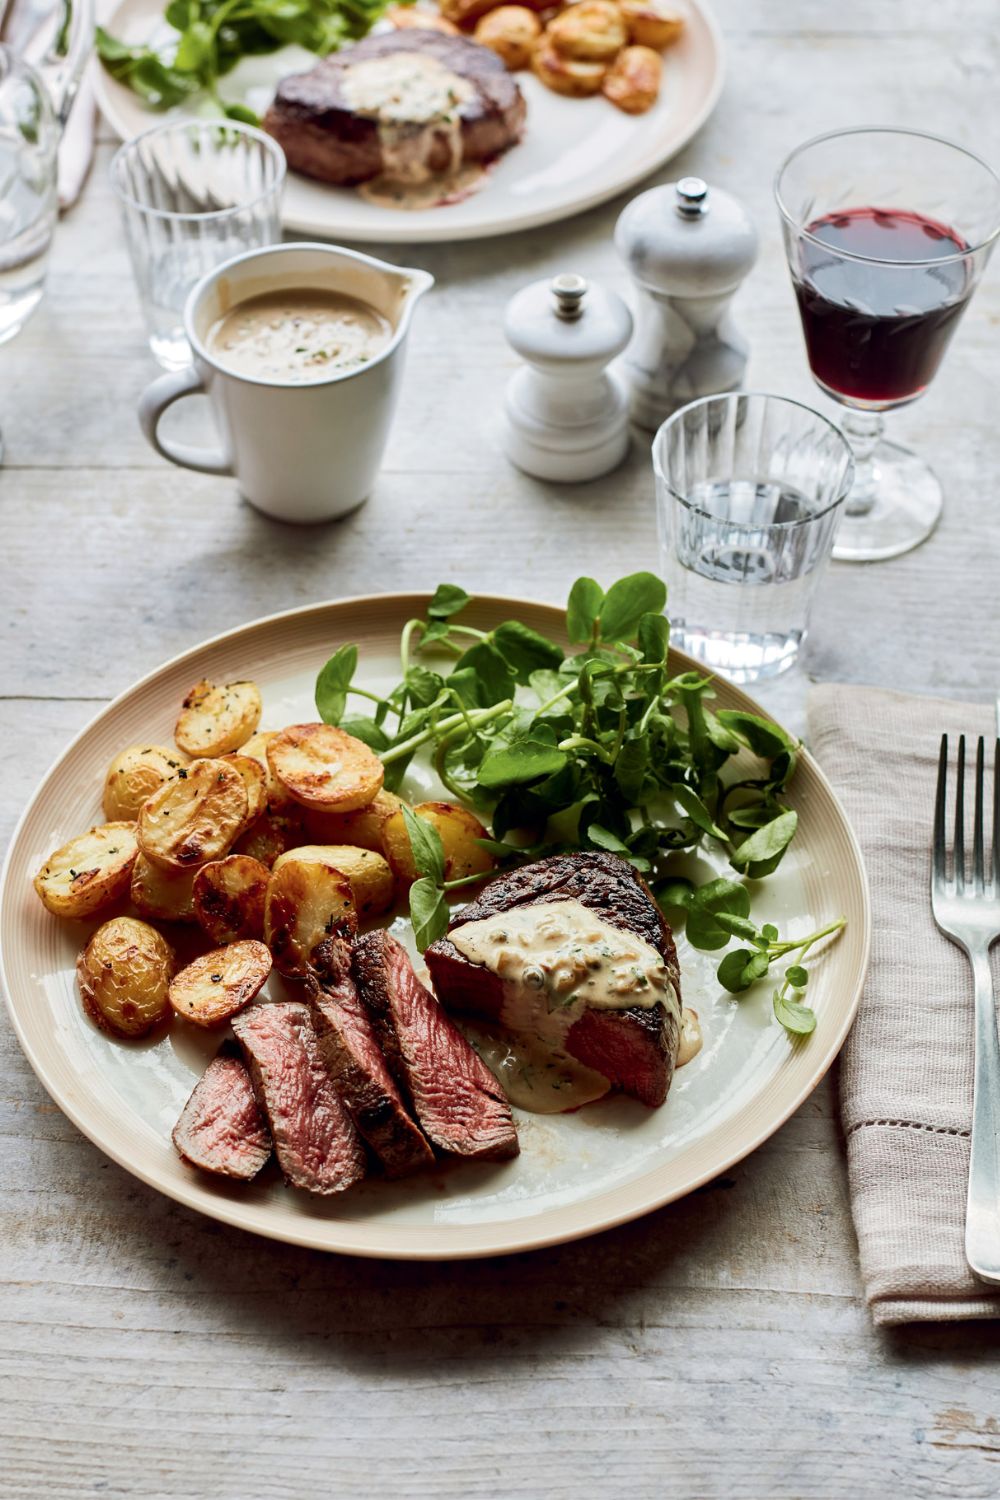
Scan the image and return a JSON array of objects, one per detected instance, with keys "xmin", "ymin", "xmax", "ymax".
[{"xmin": 4, "ymin": 2, "xmax": 1000, "ymax": 1495}]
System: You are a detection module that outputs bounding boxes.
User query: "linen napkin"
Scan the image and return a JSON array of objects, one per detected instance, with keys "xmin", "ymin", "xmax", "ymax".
[{"xmin": 808, "ymin": 683, "xmax": 1000, "ymax": 1326}]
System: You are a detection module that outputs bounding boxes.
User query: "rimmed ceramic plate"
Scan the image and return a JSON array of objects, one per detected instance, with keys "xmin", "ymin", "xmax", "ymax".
[
  {"xmin": 94, "ymin": 0, "xmax": 724, "ymax": 242},
  {"xmin": 1, "ymin": 594, "xmax": 869, "ymax": 1259}
]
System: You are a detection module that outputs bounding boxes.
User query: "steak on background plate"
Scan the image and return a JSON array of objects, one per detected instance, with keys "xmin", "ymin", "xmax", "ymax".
[
  {"xmin": 424, "ymin": 851, "xmax": 682, "ymax": 1108},
  {"xmin": 263, "ymin": 30, "xmax": 527, "ymax": 187},
  {"xmin": 172, "ymin": 1044, "xmax": 272, "ymax": 1181}
]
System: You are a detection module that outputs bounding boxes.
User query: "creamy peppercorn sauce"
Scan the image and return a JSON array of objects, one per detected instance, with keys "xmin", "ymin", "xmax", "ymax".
[
  {"xmin": 207, "ymin": 289, "xmax": 391, "ymax": 383},
  {"xmin": 448, "ymin": 898, "xmax": 689, "ymax": 1114}
]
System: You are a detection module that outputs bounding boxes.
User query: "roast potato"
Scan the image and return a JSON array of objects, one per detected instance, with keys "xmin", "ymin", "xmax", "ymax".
[
  {"xmin": 102, "ymin": 744, "xmax": 189, "ymax": 822},
  {"xmin": 34, "ymin": 822, "xmax": 139, "ymax": 919},
  {"xmin": 137, "ymin": 757, "xmax": 248, "ymax": 872},
  {"xmin": 221, "ymin": 752, "xmax": 268, "ymax": 828},
  {"xmin": 239, "ymin": 730, "xmax": 295, "ymax": 811},
  {"xmin": 232, "ymin": 812, "xmax": 289, "ymax": 868},
  {"xmin": 441, "ymin": 0, "xmax": 547, "ymax": 26},
  {"xmin": 131, "ymin": 854, "xmax": 198, "ymax": 923},
  {"xmin": 174, "ymin": 679, "xmax": 261, "ymax": 758},
  {"xmin": 302, "ymin": 789, "xmax": 404, "ymax": 854},
  {"xmin": 266, "ymin": 724, "xmax": 384, "ymax": 813},
  {"xmin": 193, "ymin": 855, "xmax": 270, "ymax": 943},
  {"xmin": 381, "ymin": 801, "xmax": 494, "ymax": 887},
  {"xmin": 387, "ymin": 4, "xmax": 460, "ymax": 32},
  {"xmin": 287, "ymin": 844, "xmax": 394, "ymax": 920},
  {"xmin": 168, "ymin": 940, "xmax": 271, "ymax": 1027},
  {"xmin": 531, "ymin": 38, "xmax": 607, "ymax": 94},
  {"xmin": 264, "ymin": 851, "xmax": 356, "ymax": 976},
  {"xmin": 547, "ymin": 1, "xmax": 626, "ymax": 60},
  {"xmin": 474, "ymin": 5, "xmax": 541, "ymax": 66},
  {"xmin": 77, "ymin": 916, "xmax": 174, "ymax": 1038},
  {"xmin": 602, "ymin": 43, "xmax": 661, "ymax": 111},
  {"xmin": 618, "ymin": 0, "xmax": 685, "ymax": 48}
]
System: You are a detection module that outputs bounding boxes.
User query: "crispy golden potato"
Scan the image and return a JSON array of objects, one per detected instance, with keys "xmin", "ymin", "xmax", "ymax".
[
  {"xmin": 532, "ymin": 38, "xmax": 607, "ymax": 94},
  {"xmin": 193, "ymin": 855, "xmax": 270, "ymax": 943},
  {"xmin": 381, "ymin": 801, "xmax": 494, "ymax": 887},
  {"xmin": 130, "ymin": 854, "xmax": 197, "ymax": 924},
  {"xmin": 34, "ymin": 822, "xmax": 139, "ymax": 919},
  {"xmin": 221, "ymin": 753, "xmax": 268, "ymax": 829},
  {"xmin": 441, "ymin": 0, "xmax": 547, "ymax": 25},
  {"xmin": 618, "ymin": 0, "xmax": 684, "ymax": 48},
  {"xmin": 266, "ymin": 724, "xmax": 384, "ymax": 813},
  {"xmin": 137, "ymin": 757, "xmax": 248, "ymax": 872},
  {"xmin": 264, "ymin": 851, "xmax": 356, "ymax": 977},
  {"xmin": 232, "ymin": 812, "xmax": 289, "ymax": 869},
  {"xmin": 102, "ymin": 744, "xmax": 189, "ymax": 822},
  {"xmin": 174, "ymin": 679, "xmax": 262, "ymax": 758},
  {"xmin": 602, "ymin": 42, "xmax": 661, "ymax": 110},
  {"xmin": 547, "ymin": 0, "xmax": 626, "ymax": 59},
  {"xmin": 474, "ymin": 5, "xmax": 541, "ymax": 65},
  {"xmin": 387, "ymin": 3, "xmax": 460, "ymax": 31},
  {"xmin": 287, "ymin": 844, "xmax": 395, "ymax": 920},
  {"xmin": 239, "ymin": 730, "xmax": 296, "ymax": 812},
  {"xmin": 77, "ymin": 917, "xmax": 174, "ymax": 1038},
  {"xmin": 302, "ymin": 789, "xmax": 404, "ymax": 854},
  {"xmin": 168, "ymin": 940, "xmax": 271, "ymax": 1027}
]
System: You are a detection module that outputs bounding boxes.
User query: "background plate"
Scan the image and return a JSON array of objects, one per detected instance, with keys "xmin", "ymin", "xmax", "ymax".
[
  {"xmin": 0, "ymin": 594, "xmax": 869, "ymax": 1258},
  {"xmin": 94, "ymin": 0, "xmax": 724, "ymax": 242}
]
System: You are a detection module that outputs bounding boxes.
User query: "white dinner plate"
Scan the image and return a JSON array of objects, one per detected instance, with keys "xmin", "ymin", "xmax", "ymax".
[
  {"xmin": 0, "ymin": 593, "xmax": 870, "ymax": 1259},
  {"xmin": 94, "ymin": 0, "xmax": 724, "ymax": 242}
]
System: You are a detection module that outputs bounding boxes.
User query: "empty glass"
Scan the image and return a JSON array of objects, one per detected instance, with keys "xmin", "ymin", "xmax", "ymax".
[
  {"xmin": 110, "ymin": 120, "xmax": 286, "ymax": 368},
  {"xmin": 653, "ymin": 393, "xmax": 854, "ymax": 683}
]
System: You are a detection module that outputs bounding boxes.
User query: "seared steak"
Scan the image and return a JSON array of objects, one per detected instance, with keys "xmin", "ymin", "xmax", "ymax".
[
  {"xmin": 352, "ymin": 930, "xmax": 519, "ymax": 1162},
  {"xmin": 171, "ymin": 1045, "xmax": 272, "ymax": 1181},
  {"xmin": 232, "ymin": 1002, "xmax": 366, "ymax": 1195},
  {"xmin": 263, "ymin": 31, "xmax": 526, "ymax": 187},
  {"xmin": 425, "ymin": 852, "xmax": 682, "ymax": 1108},
  {"xmin": 307, "ymin": 937, "xmax": 434, "ymax": 1177}
]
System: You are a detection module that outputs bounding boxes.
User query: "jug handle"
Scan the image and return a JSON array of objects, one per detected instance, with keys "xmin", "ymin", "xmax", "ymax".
[{"xmin": 37, "ymin": 0, "xmax": 94, "ymax": 125}]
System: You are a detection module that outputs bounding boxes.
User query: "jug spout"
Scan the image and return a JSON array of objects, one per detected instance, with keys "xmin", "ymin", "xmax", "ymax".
[{"xmin": 6, "ymin": 0, "xmax": 94, "ymax": 124}]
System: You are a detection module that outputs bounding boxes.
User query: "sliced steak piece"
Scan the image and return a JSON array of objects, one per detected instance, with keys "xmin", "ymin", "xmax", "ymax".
[
  {"xmin": 232, "ymin": 1002, "xmax": 366, "ymax": 1195},
  {"xmin": 263, "ymin": 31, "xmax": 526, "ymax": 187},
  {"xmin": 307, "ymin": 937, "xmax": 434, "ymax": 1177},
  {"xmin": 171, "ymin": 1044, "xmax": 272, "ymax": 1181},
  {"xmin": 425, "ymin": 851, "xmax": 682, "ymax": 1109},
  {"xmin": 352, "ymin": 930, "xmax": 518, "ymax": 1162}
]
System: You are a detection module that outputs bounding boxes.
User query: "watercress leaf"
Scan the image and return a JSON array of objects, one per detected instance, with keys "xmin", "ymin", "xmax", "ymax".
[
  {"xmin": 786, "ymin": 964, "xmax": 809, "ymax": 988},
  {"xmin": 493, "ymin": 620, "xmax": 564, "ymax": 682},
  {"xmin": 637, "ymin": 610, "xmax": 669, "ymax": 664},
  {"xmin": 613, "ymin": 735, "xmax": 648, "ymax": 804},
  {"xmin": 381, "ymin": 753, "xmax": 412, "ymax": 794},
  {"xmin": 567, "ymin": 576, "xmax": 604, "ymax": 643},
  {"xmin": 716, "ymin": 710, "xmax": 798, "ymax": 760},
  {"xmin": 164, "ymin": 0, "xmax": 197, "ymax": 31},
  {"xmin": 174, "ymin": 19, "xmax": 215, "ymax": 73},
  {"xmin": 445, "ymin": 666, "xmax": 484, "ymax": 709},
  {"xmin": 401, "ymin": 804, "xmax": 445, "ymax": 884},
  {"xmin": 713, "ymin": 912, "xmax": 760, "ymax": 942},
  {"xmin": 420, "ymin": 618, "xmax": 451, "ymax": 646},
  {"xmin": 744, "ymin": 949, "xmax": 771, "ymax": 982},
  {"xmin": 731, "ymin": 809, "xmax": 798, "ymax": 879},
  {"xmin": 727, "ymin": 804, "xmax": 776, "ymax": 830},
  {"xmin": 454, "ymin": 641, "xmax": 516, "ymax": 706},
  {"xmin": 655, "ymin": 878, "xmax": 694, "ymax": 909},
  {"xmin": 404, "ymin": 664, "xmax": 444, "ymax": 708},
  {"xmin": 128, "ymin": 54, "xmax": 201, "ymax": 105},
  {"xmin": 672, "ymin": 783, "xmax": 727, "ymax": 841},
  {"xmin": 477, "ymin": 739, "xmax": 568, "ymax": 789},
  {"xmin": 718, "ymin": 949, "xmax": 755, "ymax": 993},
  {"xmin": 704, "ymin": 710, "xmax": 743, "ymax": 754},
  {"xmin": 409, "ymin": 877, "xmax": 449, "ymax": 952},
  {"xmin": 427, "ymin": 582, "xmax": 470, "ymax": 619},
  {"xmin": 222, "ymin": 101, "xmax": 260, "ymax": 124},
  {"xmin": 314, "ymin": 642, "xmax": 358, "ymax": 724},
  {"xmin": 586, "ymin": 824, "xmax": 629, "ymax": 854},
  {"xmin": 761, "ymin": 923, "xmax": 779, "ymax": 942},
  {"xmin": 338, "ymin": 715, "xmax": 389, "ymax": 752},
  {"xmin": 597, "ymin": 572, "xmax": 667, "ymax": 643},
  {"xmin": 529, "ymin": 668, "xmax": 566, "ymax": 707},
  {"xmin": 773, "ymin": 989, "xmax": 817, "ymax": 1036},
  {"xmin": 685, "ymin": 878, "xmax": 751, "ymax": 950}
]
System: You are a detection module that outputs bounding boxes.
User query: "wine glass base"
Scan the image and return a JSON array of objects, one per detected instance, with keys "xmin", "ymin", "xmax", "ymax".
[{"xmin": 832, "ymin": 438, "xmax": 943, "ymax": 562}]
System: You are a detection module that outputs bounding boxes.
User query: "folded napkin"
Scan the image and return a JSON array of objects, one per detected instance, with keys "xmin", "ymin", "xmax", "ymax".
[{"xmin": 808, "ymin": 684, "xmax": 1000, "ymax": 1325}]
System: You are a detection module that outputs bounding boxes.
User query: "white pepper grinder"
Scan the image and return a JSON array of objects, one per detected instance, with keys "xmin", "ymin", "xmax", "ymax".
[
  {"xmin": 615, "ymin": 176, "xmax": 759, "ymax": 430},
  {"xmin": 503, "ymin": 272, "xmax": 633, "ymax": 483}
]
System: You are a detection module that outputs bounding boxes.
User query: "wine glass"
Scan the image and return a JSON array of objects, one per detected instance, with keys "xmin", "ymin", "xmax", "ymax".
[{"xmin": 775, "ymin": 128, "xmax": 1000, "ymax": 562}]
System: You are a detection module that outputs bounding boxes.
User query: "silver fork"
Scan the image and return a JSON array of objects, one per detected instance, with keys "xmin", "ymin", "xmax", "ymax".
[{"xmin": 932, "ymin": 734, "xmax": 1000, "ymax": 1283}]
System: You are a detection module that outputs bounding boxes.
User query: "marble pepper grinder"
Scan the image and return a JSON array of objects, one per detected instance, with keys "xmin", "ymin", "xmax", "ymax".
[
  {"xmin": 503, "ymin": 272, "xmax": 633, "ymax": 482},
  {"xmin": 615, "ymin": 176, "xmax": 759, "ymax": 430}
]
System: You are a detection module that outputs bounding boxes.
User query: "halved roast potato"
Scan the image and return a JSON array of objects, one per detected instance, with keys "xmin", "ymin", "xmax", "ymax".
[
  {"xmin": 266, "ymin": 724, "xmax": 384, "ymax": 812},
  {"xmin": 168, "ymin": 940, "xmax": 271, "ymax": 1027},
  {"xmin": 193, "ymin": 855, "xmax": 270, "ymax": 943},
  {"xmin": 131, "ymin": 854, "xmax": 198, "ymax": 923},
  {"xmin": 77, "ymin": 916, "xmax": 174, "ymax": 1038},
  {"xmin": 221, "ymin": 752, "xmax": 268, "ymax": 829},
  {"xmin": 103, "ymin": 744, "xmax": 189, "ymax": 822},
  {"xmin": 175, "ymin": 679, "xmax": 261, "ymax": 758},
  {"xmin": 381, "ymin": 801, "xmax": 494, "ymax": 887},
  {"xmin": 286, "ymin": 844, "xmax": 394, "ymax": 920},
  {"xmin": 302, "ymin": 788, "xmax": 403, "ymax": 854},
  {"xmin": 34, "ymin": 822, "xmax": 139, "ymax": 918},
  {"xmin": 137, "ymin": 758, "xmax": 248, "ymax": 872},
  {"xmin": 264, "ymin": 850, "xmax": 356, "ymax": 976}
]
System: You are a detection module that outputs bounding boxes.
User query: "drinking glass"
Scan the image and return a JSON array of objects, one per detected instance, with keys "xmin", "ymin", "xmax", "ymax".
[
  {"xmin": 111, "ymin": 120, "xmax": 286, "ymax": 369},
  {"xmin": 653, "ymin": 393, "xmax": 854, "ymax": 683},
  {"xmin": 775, "ymin": 128, "xmax": 1000, "ymax": 562}
]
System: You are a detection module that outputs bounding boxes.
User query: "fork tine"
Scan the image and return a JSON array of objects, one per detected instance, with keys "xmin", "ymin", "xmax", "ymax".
[
  {"xmin": 955, "ymin": 734, "xmax": 966, "ymax": 889},
  {"xmin": 934, "ymin": 734, "xmax": 948, "ymax": 888},
  {"xmin": 973, "ymin": 738, "xmax": 986, "ymax": 893}
]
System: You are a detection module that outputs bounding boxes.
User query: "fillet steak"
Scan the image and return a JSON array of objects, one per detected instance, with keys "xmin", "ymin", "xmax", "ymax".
[
  {"xmin": 263, "ymin": 31, "xmax": 526, "ymax": 187},
  {"xmin": 352, "ymin": 930, "xmax": 519, "ymax": 1162},
  {"xmin": 232, "ymin": 1001, "xmax": 366, "ymax": 1195},
  {"xmin": 171, "ymin": 1045, "xmax": 272, "ymax": 1181},
  {"xmin": 424, "ymin": 852, "xmax": 682, "ymax": 1108},
  {"xmin": 307, "ymin": 937, "xmax": 434, "ymax": 1177}
]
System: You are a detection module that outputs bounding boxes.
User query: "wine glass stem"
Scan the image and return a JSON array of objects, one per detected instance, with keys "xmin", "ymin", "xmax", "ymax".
[{"xmin": 840, "ymin": 409, "xmax": 885, "ymax": 517}]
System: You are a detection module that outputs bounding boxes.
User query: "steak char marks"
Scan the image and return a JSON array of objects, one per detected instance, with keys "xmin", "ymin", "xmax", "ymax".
[
  {"xmin": 263, "ymin": 31, "xmax": 526, "ymax": 187},
  {"xmin": 352, "ymin": 930, "xmax": 518, "ymax": 1162},
  {"xmin": 425, "ymin": 852, "xmax": 682, "ymax": 1108},
  {"xmin": 307, "ymin": 937, "xmax": 434, "ymax": 1177},
  {"xmin": 172, "ymin": 1045, "xmax": 272, "ymax": 1181}
]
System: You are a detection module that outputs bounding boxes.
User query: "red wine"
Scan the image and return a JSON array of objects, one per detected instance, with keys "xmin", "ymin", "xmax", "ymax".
[{"xmin": 792, "ymin": 206, "xmax": 972, "ymax": 405}]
